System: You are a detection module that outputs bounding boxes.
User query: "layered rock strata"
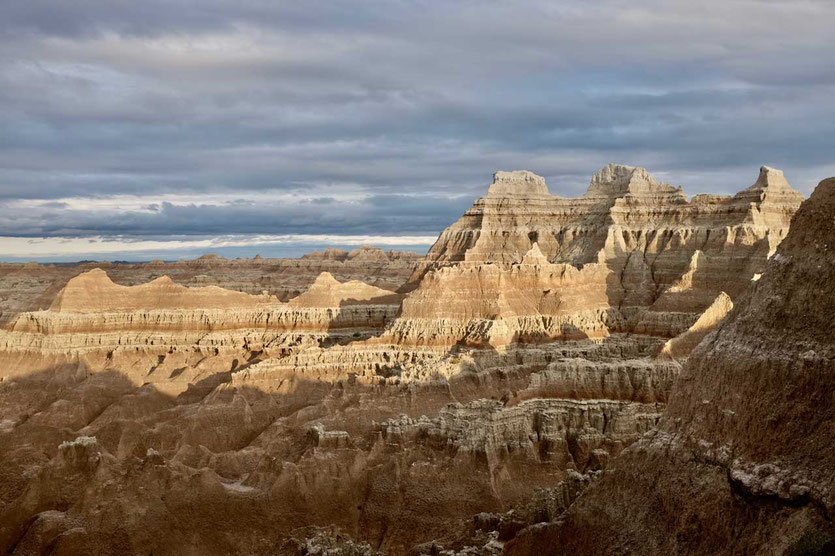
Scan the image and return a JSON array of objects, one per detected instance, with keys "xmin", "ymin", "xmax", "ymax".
[
  {"xmin": 0, "ymin": 335, "xmax": 673, "ymax": 554},
  {"xmin": 0, "ymin": 270, "xmax": 401, "ymax": 389},
  {"xmin": 505, "ymin": 177, "xmax": 835, "ymax": 555},
  {"xmin": 0, "ymin": 165, "xmax": 811, "ymax": 555},
  {"xmin": 0, "ymin": 245, "xmax": 422, "ymax": 324},
  {"xmin": 393, "ymin": 165, "xmax": 801, "ymax": 347}
]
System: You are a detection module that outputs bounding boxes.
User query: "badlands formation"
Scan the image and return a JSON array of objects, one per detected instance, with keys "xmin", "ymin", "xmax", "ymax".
[{"xmin": 0, "ymin": 164, "xmax": 829, "ymax": 555}]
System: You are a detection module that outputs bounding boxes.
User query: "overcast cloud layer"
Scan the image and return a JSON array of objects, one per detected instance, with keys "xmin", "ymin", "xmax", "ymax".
[{"xmin": 1, "ymin": 1, "xmax": 834, "ymax": 260}]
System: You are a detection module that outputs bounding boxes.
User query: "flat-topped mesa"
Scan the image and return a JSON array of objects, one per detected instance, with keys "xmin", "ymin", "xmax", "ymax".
[
  {"xmin": 486, "ymin": 170, "xmax": 550, "ymax": 197},
  {"xmin": 751, "ymin": 165, "xmax": 792, "ymax": 191},
  {"xmin": 736, "ymin": 166, "xmax": 804, "ymax": 204},
  {"xmin": 584, "ymin": 163, "xmax": 683, "ymax": 199},
  {"xmin": 49, "ymin": 268, "xmax": 276, "ymax": 313}
]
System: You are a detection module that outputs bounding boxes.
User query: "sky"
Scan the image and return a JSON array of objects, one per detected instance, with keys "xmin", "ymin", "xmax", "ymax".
[{"xmin": 1, "ymin": 1, "xmax": 834, "ymax": 261}]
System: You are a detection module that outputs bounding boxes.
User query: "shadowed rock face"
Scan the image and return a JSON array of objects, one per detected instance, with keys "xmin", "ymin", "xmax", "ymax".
[
  {"xmin": 0, "ymin": 165, "xmax": 813, "ymax": 555},
  {"xmin": 505, "ymin": 177, "xmax": 835, "ymax": 555}
]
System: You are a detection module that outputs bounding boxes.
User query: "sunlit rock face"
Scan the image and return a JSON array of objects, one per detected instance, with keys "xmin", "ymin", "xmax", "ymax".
[
  {"xmin": 505, "ymin": 177, "xmax": 835, "ymax": 556},
  {"xmin": 395, "ymin": 165, "xmax": 802, "ymax": 348},
  {"xmin": 0, "ymin": 245, "xmax": 422, "ymax": 326},
  {"xmin": 416, "ymin": 164, "xmax": 800, "ymax": 270},
  {"xmin": 0, "ymin": 165, "xmax": 810, "ymax": 555}
]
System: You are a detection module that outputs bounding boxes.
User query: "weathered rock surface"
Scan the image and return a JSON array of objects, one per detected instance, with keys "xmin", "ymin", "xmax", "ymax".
[
  {"xmin": 288, "ymin": 272, "xmax": 401, "ymax": 308},
  {"xmin": 505, "ymin": 176, "xmax": 835, "ymax": 555},
  {"xmin": 395, "ymin": 165, "xmax": 801, "ymax": 347},
  {"xmin": 49, "ymin": 268, "xmax": 277, "ymax": 312},
  {"xmin": 0, "ymin": 270, "xmax": 402, "ymax": 392},
  {"xmin": 0, "ymin": 165, "xmax": 815, "ymax": 555},
  {"xmin": 0, "ymin": 245, "xmax": 422, "ymax": 325},
  {"xmin": 416, "ymin": 164, "xmax": 801, "ymax": 270}
]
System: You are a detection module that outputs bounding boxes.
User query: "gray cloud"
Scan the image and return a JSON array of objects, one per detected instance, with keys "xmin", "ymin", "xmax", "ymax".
[
  {"xmin": 0, "ymin": 0, "xmax": 834, "ymax": 257},
  {"xmin": 0, "ymin": 194, "xmax": 475, "ymax": 238}
]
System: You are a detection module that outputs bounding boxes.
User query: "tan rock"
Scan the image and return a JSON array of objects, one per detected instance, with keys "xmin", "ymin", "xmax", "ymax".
[
  {"xmin": 0, "ymin": 166, "xmax": 816, "ymax": 556},
  {"xmin": 659, "ymin": 291, "xmax": 733, "ymax": 359},
  {"xmin": 49, "ymin": 268, "xmax": 277, "ymax": 312},
  {"xmin": 287, "ymin": 272, "xmax": 401, "ymax": 308},
  {"xmin": 507, "ymin": 176, "xmax": 835, "ymax": 555}
]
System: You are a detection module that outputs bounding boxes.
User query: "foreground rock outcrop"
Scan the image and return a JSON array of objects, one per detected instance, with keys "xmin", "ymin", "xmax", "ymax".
[{"xmin": 505, "ymin": 177, "xmax": 835, "ymax": 555}]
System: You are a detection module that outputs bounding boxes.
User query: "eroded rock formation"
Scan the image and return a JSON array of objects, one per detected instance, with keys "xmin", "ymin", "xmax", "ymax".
[
  {"xmin": 287, "ymin": 272, "xmax": 401, "ymax": 308},
  {"xmin": 0, "ymin": 270, "xmax": 402, "ymax": 391},
  {"xmin": 49, "ymin": 268, "xmax": 278, "ymax": 312},
  {"xmin": 504, "ymin": 176, "xmax": 835, "ymax": 555},
  {"xmin": 0, "ymin": 245, "xmax": 421, "ymax": 325},
  {"xmin": 0, "ymin": 164, "xmax": 817, "ymax": 555},
  {"xmin": 394, "ymin": 165, "xmax": 801, "ymax": 347}
]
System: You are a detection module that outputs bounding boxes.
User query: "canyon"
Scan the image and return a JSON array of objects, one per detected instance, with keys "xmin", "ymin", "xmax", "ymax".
[{"xmin": 1, "ymin": 164, "xmax": 831, "ymax": 555}]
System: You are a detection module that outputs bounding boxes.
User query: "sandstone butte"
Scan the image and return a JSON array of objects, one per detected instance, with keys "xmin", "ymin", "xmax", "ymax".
[{"xmin": 0, "ymin": 164, "xmax": 830, "ymax": 555}]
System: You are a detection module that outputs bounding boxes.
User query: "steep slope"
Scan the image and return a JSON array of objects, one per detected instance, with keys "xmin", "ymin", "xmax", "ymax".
[
  {"xmin": 393, "ymin": 165, "xmax": 802, "ymax": 347},
  {"xmin": 507, "ymin": 177, "xmax": 835, "ymax": 555},
  {"xmin": 0, "ymin": 165, "xmax": 809, "ymax": 555}
]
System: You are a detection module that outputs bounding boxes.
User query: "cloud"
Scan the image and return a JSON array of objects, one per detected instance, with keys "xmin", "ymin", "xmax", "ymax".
[
  {"xmin": 0, "ymin": 192, "xmax": 475, "ymax": 238},
  {"xmin": 0, "ymin": 1, "xmax": 833, "ymax": 259},
  {"xmin": 0, "ymin": 234, "xmax": 438, "ymax": 262}
]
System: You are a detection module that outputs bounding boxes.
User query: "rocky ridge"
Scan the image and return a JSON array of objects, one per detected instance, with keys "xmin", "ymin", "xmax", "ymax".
[
  {"xmin": 504, "ymin": 176, "xmax": 835, "ymax": 554},
  {"xmin": 0, "ymin": 245, "xmax": 421, "ymax": 325},
  {"xmin": 0, "ymin": 164, "xmax": 814, "ymax": 555},
  {"xmin": 393, "ymin": 165, "xmax": 802, "ymax": 348}
]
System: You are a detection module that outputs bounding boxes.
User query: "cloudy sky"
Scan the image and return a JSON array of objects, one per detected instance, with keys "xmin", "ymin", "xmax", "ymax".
[{"xmin": 1, "ymin": 1, "xmax": 834, "ymax": 261}]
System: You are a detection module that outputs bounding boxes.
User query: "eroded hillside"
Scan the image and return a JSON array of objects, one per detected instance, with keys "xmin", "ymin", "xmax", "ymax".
[{"xmin": 0, "ymin": 165, "xmax": 816, "ymax": 555}]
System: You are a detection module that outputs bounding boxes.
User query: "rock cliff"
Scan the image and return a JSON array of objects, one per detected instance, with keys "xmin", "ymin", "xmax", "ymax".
[
  {"xmin": 504, "ymin": 176, "xmax": 835, "ymax": 555},
  {"xmin": 0, "ymin": 165, "xmax": 817, "ymax": 555},
  {"xmin": 394, "ymin": 165, "xmax": 801, "ymax": 347}
]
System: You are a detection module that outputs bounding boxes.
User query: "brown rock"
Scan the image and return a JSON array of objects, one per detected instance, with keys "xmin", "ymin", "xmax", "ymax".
[
  {"xmin": 0, "ymin": 166, "xmax": 816, "ymax": 556},
  {"xmin": 507, "ymin": 177, "xmax": 835, "ymax": 555}
]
